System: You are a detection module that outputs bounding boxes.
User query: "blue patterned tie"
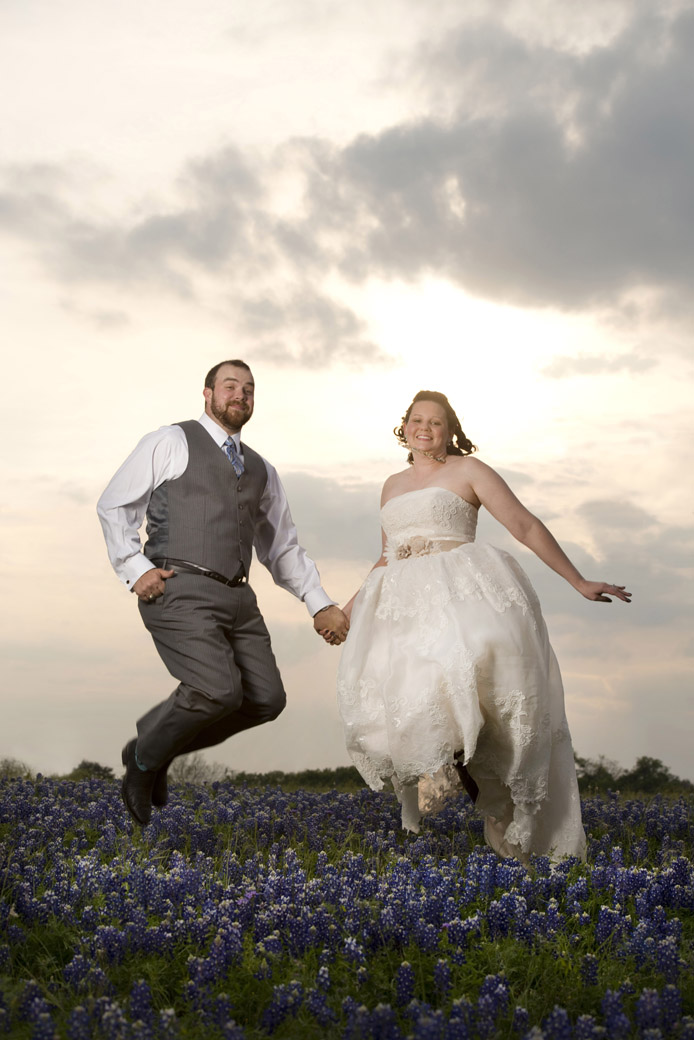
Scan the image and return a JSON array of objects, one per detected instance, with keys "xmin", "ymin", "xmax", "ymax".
[{"xmin": 222, "ymin": 436, "xmax": 244, "ymax": 477}]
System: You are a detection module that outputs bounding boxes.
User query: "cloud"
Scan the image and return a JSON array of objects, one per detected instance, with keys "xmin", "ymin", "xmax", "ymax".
[
  {"xmin": 576, "ymin": 498, "xmax": 658, "ymax": 531},
  {"xmin": 0, "ymin": 147, "xmax": 392, "ymax": 368},
  {"xmin": 281, "ymin": 473, "xmax": 383, "ymax": 561},
  {"xmin": 59, "ymin": 299, "xmax": 131, "ymax": 330},
  {"xmin": 3, "ymin": 5, "xmax": 694, "ymax": 351},
  {"xmin": 58, "ymin": 482, "xmax": 94, "ymax": 506},
  {"xmin": 541, "ymin": 353, "xmax": 658, "ymax": 378},
  {"xmin": 316, "ymin": 5, "xmax": 694, "ymax": 309},
  {"xmin": 237, "ymin": 288, "xmax": 391, "ymax": 368}
]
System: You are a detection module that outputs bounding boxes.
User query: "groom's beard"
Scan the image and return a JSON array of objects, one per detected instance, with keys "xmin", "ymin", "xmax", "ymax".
[{"xmin": 210, "ymin": 396, "xmax": 252, "ymax": 433}]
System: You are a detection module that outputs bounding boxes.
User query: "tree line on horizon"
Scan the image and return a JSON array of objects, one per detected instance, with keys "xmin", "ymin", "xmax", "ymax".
[{"xmin": 0, "ymin": 752, "xmax": 692, "ymax": 796}]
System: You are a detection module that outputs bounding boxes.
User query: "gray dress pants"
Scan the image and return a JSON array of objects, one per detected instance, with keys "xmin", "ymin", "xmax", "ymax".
[{"xmin": 136, "ymin": 573, "xmax": 286, "ymax": 770}]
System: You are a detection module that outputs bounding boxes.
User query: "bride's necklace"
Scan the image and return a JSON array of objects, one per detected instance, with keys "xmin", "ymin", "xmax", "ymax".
[{"xmin": 410, "ymin": 444, "xmax": 447, "ymax": 464}]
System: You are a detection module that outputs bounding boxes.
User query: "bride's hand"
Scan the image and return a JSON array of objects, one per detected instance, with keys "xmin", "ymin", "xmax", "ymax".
[{"xmin": 577, "ymin": 580, "xmax": 632, "ymax": 603}]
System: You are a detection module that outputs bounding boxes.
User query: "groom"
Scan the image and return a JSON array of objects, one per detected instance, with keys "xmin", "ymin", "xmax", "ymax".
[{"xmin": 97, "ymin": 359, "xmax": 349, "ymax": 825}]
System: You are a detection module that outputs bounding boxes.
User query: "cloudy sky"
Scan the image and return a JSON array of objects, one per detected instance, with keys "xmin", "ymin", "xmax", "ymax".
[{"xmin": 2, "ymin": 0, "xmax": 693, "ymax": 781}]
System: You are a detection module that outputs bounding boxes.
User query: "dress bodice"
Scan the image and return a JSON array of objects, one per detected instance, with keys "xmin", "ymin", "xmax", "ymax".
[{"xmin": 381, "ymin": 487, "xmax": 478, "ymax": 559}]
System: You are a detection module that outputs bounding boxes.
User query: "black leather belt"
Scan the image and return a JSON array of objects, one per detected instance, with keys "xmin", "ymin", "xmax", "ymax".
[{"xmin": 153, "ymin": 558, "xmax": 247, "ymax": 588}]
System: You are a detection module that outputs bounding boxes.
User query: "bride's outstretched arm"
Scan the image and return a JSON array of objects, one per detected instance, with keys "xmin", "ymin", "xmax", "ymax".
[{"xmin": 467, "ymin": 458, "xmax": 632, "ymax": 604}]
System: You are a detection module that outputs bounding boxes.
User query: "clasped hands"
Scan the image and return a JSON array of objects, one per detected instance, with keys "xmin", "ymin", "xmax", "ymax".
[{"xmin": 313, "ymin": 605, "xmax": 350, "ymax": 646}]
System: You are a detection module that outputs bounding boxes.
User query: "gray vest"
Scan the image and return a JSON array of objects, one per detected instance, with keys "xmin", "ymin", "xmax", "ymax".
[{"xmin": 143, "ymin": 420, "xmax": 268, "ymax": 579}]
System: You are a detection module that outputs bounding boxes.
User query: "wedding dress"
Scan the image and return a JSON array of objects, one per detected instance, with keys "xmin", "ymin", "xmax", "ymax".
[{"xmin": 336, "ymin": 486, "xmax": 586, "ymax": 862}]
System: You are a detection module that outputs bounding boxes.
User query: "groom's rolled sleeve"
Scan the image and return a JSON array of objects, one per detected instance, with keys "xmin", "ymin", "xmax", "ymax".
[{"xmin": 254, "ymin": 462, "xmax": 334, "ymax": 616}]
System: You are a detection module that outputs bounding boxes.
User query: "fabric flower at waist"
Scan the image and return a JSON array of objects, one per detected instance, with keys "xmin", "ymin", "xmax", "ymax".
[{"xmin": 385, "ymin": 536, "xmax": 470, "ymax": 563}]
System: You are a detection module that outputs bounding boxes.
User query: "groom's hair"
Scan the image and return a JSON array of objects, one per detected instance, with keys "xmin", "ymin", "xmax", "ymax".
[{"xmin": 205, "ymin": 359, "xmax": 252, "ymax": 389}]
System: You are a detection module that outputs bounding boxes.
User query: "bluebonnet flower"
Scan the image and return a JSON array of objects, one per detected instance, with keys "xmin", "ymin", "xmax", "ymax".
[
  {"xmin": 343, "ymin": 1002, "xmax": 378, "ymax": 1040},
  {"xmin": 595, "ymin": 904, "xmax": 632, "ymax": 946},
  {"xmin": 218, "ymin": 1020, "xmax": 245, "ymax": 1039},
  {"xmin": 476, "ymin": 975, "xmax": 509, "ymax": 1038},
  {"xmin": 343, "ymin": 936, "xmax": 367, "ymax": 964},
  {"xmin": 600, "ymin": 990, "xmax": 630, "ymax": 1039},
  {"xmin": 411, "ymin": 1009, "xmax": 445, "ymax": 1039},
  {"xmin": 581, "ymin": 953, "xmax": 599, "ymax": 986},
  {"xmin": 260, "ymin": 980, "xmax": 303, "ymax": 1033},
  {"xmin": 574, "ymin": 1014, "xmax": 605, "ymax": 1040},
  {"xmin": 414, "ymin": 918, "xmax": 440, "ymax": 952},
  {"xmin": 356, "ymin": 966, "xmax": 370, "ymax": 987},
  {"xmin": 158, "ymin": 1009, "xmax": 178, "ymax": 1038},
  {"xmin": 208, "ymin": 993, "xmax": 243, "ymax": 1037},
  {"xmin": 433, "ymin": 958, "xmax": 451, "ymax": 997},
  {"xmin": 93, "ymin": 924, "xmax": 127, "ymax": 964},
  {"xmin": 65, "ymin": 1006, "xmax": 91, "ymax": 1040},
  {"xmin": 446, "ymin": 997, "xmax": 474, "ymax": 1039},
  {"xmin": 512, "ymin": 1007, "xmax": 529, "ymax": 1034},
  {"xmin": 63, "ymin": 955, "xmax": 92, "ymax": 990},
  {"xmin": 655, "ymin": 936, "xmax": 681, "ymax": 982},
  {"xmin": 635, "ymin": 989, "xmax": 661, "ymax": 1032},
  {"xmin": 542, "ymin": 1006, "xmax": 572, "ymax": 1040},
  {"xmin": 396, "ymin": 962, "xmax": 416, "ymax": 1005},
  {"xmin": 369, "ymin": 1003, "xmax": 402, "ymax": 1040},
  {"xmin": 18, "ymin": 982, "xmax": 52, "ymax": 1025},
  {"xmin": 660, "ymin": 984, "xmax": 681, "ymax": 1031},
  {"xmin": 30, "ymin": 1014, "xmax": 57, "ymax": 1040},
  {"xmin": 487, "ymin": 896, "xmax": 511, "ymax": 938},
  {"xmin": 129, "ymin": 979, "xmax": 155, "ymax": 1030},
  {"xmin": 306, "ymin": 986, "xmax": 337, "ymax": 1026},
  {"xmin": 95, "ymin": 999, "xmax": 130, "ymax": 1040},
  {"xmin": 316, "ymin": 964, "xmax": 331, "ymax": 990}
]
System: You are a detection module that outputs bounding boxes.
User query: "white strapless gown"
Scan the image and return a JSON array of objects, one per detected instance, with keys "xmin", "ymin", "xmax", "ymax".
[{"xmin": 337, "ymin": 487, "xmax": 586, "ymax": 862}]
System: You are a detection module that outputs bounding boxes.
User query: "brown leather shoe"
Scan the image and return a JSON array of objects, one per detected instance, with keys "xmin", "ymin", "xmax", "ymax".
[
  {"xmin": 121, "ymin": 739, "xmax": 156, "ymax": 825},
  {"xmin": 151, "ymin": 759, "xmax": 173, "ymax": 808}
]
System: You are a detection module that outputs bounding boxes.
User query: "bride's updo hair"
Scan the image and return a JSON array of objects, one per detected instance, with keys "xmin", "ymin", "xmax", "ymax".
[{"xmin": 394, "ymin": 390, "xmax": 477, "ymax": 465}]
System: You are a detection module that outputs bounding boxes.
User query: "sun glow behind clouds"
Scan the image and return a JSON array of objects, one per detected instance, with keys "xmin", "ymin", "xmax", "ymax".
[{"xmin": 341, "ymin": 278, "xmax": 663, "ymax": 459}]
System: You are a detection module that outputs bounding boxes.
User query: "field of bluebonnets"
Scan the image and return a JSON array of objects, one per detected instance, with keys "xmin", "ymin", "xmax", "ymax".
[{"xmin": 1, "ymin": 768, "xmax": 693, "ymax": 1039}]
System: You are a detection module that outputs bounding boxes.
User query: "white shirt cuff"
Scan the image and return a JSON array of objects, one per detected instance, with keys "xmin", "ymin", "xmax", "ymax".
[
  {"xmin": 121, "ymin": 554, "xmax": 157, "ymax": 589},
  {"xmin": 304, "ymin": 588, "xmax": 335, "ymax": 617}
]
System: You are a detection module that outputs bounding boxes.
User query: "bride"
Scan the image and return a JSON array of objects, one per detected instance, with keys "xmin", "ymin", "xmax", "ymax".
[{"xmin": 327, "ymin": 390, "xmax": 631, "ymax": 862}]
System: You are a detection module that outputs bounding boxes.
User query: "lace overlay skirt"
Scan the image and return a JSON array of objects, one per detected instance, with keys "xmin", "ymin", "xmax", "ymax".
[{"xmin": 336, "ymin": 542, "xmax": 586, "ymax": 862}]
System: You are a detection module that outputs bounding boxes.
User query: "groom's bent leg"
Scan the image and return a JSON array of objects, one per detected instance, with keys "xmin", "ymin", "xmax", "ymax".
[
  {"xmin": 135, "ymin": 576, "xmax": 282, "ymax": 769},
  {"xmin": 175, "ymin": 587, "xmax": 286, "ymax": 755}
]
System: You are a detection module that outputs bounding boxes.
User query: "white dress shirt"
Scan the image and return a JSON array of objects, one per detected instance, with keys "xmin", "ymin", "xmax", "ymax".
[{"xmin": 97, "ymin": 413, "xmax": 333, "ymax": 617}]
